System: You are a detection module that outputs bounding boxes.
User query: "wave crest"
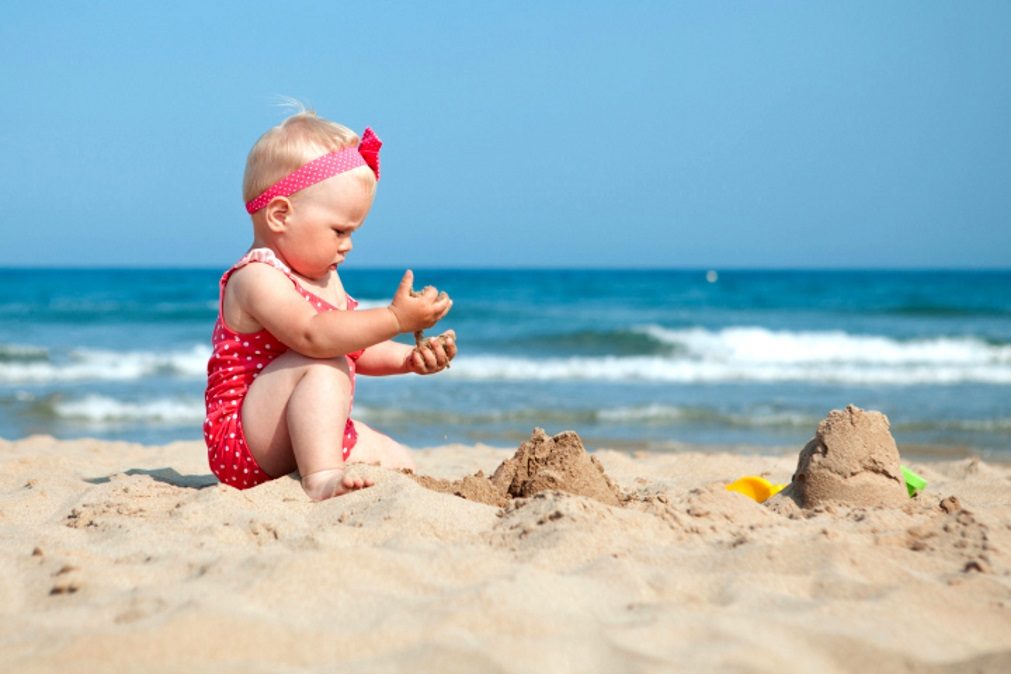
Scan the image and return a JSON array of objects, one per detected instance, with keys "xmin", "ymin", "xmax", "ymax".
[
  {"xmin": 53, "ymin": 394, "xmax": 205, "ymax": 424},
  {"xmin": 449, "ymin": 325, "xmax": 1011, "ymax": 384},
  {"xmin": 0, "ymin": 345, "xmax": 210, "ymax": 383}
]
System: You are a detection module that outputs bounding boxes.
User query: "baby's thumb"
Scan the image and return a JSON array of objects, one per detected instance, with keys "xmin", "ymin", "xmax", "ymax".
[{"xmin": 396, "ymin": 269, "xmax": 414, "ymax": 297}]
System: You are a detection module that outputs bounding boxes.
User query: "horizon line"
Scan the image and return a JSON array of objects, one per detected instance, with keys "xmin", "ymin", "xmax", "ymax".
[{"xmin": 2, "ymin": 264, "xmax": 1010, "ymax": 273}]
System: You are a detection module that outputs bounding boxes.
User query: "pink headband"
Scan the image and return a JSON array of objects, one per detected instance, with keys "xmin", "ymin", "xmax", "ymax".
[{"xmin": 245, "ymin": 127, "xmax": 382, "ymax": 214}]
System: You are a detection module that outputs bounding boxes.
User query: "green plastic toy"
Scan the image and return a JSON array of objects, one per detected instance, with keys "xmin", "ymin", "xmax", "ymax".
[{"xmin": 901, "ymin": 465, "xmax": 927, "ymax": 497}]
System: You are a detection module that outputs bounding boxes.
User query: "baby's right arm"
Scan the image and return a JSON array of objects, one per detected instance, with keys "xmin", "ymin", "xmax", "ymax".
[{"xmin": 229, "ymin": 267, "xmax": 451, "ymax": 358}]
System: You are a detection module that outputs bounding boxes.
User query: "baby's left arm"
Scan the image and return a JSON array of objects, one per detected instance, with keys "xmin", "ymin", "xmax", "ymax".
[{"xmin": 355, "ymin": 330, "xmax": 457, "ymax": 376}]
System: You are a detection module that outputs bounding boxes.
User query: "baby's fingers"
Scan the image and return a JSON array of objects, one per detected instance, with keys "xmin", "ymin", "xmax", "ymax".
[
  {"xmin": 432, "ymin": 294, "xmax": 453, "ymax": 322},
  {"xmin": 411, "ymin": 349, "xmax": 430, "ymax": 374},
  {"xmin": 425, "ymin": 337, "xmax": 452, "ymax": 367},
  {"xmin": 410, "ymin": 339, "xmax": 451, "ymax": 374},
  {"xmin": 396, "ymin": 269, "xmax": 415, "ymax": 296},
  {"xmin": 442, "ymin": 334, "xmax": 457, "ymax": 361},
  {"xmin": 420, "ymin": 341, "xmax": 441, "ymax": 371},
  {"xmin": 423, "ymin": 349, "xmax": 441, "ymax": 373}
]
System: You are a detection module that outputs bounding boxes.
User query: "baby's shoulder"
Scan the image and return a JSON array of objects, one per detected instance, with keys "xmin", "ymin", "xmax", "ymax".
[
  {"xmin": 227, "ymin": 260, "xmax": 296, "ymax": 301},
  {"xmin": 222, "ymin": 260, "xmax": 302, "ymax": 331},
  {"xmin": 230, "ymin": 258, "xmax": 284, "ymax": 282}
]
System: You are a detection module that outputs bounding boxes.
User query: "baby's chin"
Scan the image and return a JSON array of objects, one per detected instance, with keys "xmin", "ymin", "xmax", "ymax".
[{"xmin": 294, "ymin": 263, "xmax": 340, "ymax": 280}]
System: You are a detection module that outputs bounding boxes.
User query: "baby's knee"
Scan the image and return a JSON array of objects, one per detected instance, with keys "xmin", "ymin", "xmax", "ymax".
[
  {"xmin": 348, "ymin": 425, "xmax": 415, "ymax": 472},
  {"xmin": 304, "ymin": 353, "xmax": 352, "ymax": 373},
  {"xmin": 273, "ymin": 350, "xmax": 353, "ymax": 379},
  {"xmin": 383, "ymin": 441, "xmax": 416, "ymax": 472},
  {"xmin": 398, "ymin": 445, "xmax": 416, "ymax": 471},
  {"xmin": 295, "ymin": 353, "xmax": 353, "ymax": 384}
]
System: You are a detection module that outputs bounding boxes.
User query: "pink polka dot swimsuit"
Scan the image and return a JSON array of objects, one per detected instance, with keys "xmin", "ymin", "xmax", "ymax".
[{"xmin": 203, "ymin": 248, "xmax": 363, "ymax": 490}]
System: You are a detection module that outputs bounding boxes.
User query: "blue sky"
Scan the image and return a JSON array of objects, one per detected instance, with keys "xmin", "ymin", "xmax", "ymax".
[{"xmin": 2, "ymin": 1, "xmax": 1009, "ymax": 268}]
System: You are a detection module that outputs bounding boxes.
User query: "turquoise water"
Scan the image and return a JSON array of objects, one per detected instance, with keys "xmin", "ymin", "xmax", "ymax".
[{"xmin": 2, "ymin": 268, "xmax": 1009, "ymax": 457}]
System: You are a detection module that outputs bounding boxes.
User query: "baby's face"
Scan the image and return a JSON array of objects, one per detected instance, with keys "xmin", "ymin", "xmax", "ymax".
[{"xmin": 279, "ymin": 166, "xmax": 376, "ymax": 279}]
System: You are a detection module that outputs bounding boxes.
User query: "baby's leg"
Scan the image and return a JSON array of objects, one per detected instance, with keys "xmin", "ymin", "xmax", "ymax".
[
  {"xmin": 347, "ymin": 420, "xmax": 416, "ymax": 472},
  {"xmin": 241, "ymin": 350, "xmax": 372, "ymax": 500}
]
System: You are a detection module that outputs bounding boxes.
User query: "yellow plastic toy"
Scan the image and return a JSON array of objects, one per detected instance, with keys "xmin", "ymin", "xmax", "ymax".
[
  {"xmin": 725, "ymin": 476, "xmax": 787, "ymax": 503},
  {"xmin": 727, "ymin": 465, "xmax": 927, "ymax": 503}
]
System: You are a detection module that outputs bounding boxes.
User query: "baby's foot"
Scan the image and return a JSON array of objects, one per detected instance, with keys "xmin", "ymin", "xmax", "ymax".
[{"xmin": 300, "ymin": 468, "xmax": 374, "ymax": 501}]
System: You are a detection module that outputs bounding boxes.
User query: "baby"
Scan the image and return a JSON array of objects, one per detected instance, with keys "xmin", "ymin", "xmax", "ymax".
[{"xmin": 204, "ymin": 109, "xmax": 456, "ymax": 500}]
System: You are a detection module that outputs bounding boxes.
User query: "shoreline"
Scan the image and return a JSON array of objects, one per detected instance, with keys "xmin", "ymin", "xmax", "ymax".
[
  {"xmin": 10, "ymin": 431, "xmax": 1004, "ymax": 464},
  {"xmin": 2, "ymin": 434, "xmax": 1010, "ymax": 673}
]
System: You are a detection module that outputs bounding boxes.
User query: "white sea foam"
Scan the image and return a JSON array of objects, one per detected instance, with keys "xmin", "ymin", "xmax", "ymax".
[
  {"xmin": 596, "ymin": 404, "xmax": 813, "ymax": 427},
  {"xmin": 448, "ymin": 325, "xmax": 1011, "ymax": 385},
  {"xmin": 448, "ymin": 354, "xmax": 1011, "ymax": 384},
  {"xmin": 5, "ymin": 326, "xmax": 1010, "ymax": 386},
  {"xmin": 636, "ymin": 325, "xmax": 1011, "ymax": 366},
  {"xmin": 54, "ymin": 394, "xmax": 205, "ymax": 424},
  {"xmin": 0, "ymin": 345, "xmax": 210, "ymax": 383},
  {"xmin": 597, "ymin": 404, "xmax": 689, "ymax": 422}
]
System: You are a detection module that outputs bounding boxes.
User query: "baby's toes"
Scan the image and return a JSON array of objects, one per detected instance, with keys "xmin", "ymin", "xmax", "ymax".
[{"xmin": 345, "ymin": 470, "xmax": 376, "ymax": 491}]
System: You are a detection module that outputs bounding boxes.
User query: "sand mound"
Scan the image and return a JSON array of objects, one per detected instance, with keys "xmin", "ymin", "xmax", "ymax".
[
  {"xmin": 411, "ymin": 472, "xmax": 508, "ymax": 507},
  {"xmin": 411, "ymin": 428, "xmax": 623, "ymax": 507},
  {"xmin": 491, "ymin": 429, "xmax": 623, "ymax": 506},
  {"xmin": 774, "ymin": 404, "xmax": 907, "ymax": 508}
]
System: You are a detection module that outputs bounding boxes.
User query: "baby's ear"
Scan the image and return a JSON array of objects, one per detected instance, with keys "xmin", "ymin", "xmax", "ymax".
[{"xmin": 263, "ymin": 197, "xmax": 293, "ymax": 232}]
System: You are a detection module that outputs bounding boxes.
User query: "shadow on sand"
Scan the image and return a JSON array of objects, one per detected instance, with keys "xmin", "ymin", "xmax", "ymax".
[{"xmin": 85, "ymin": 467, "xmax": 219, "ymax": 489}]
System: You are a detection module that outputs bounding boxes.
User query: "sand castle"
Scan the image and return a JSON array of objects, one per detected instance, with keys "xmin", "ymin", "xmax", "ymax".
[
  {"xmin": 771, "ymin": 404, "xmax": 908, "ymax": 509},
  {"xmin": 411, "ymin": 428, "xmax": 623, "ymax": 507}
]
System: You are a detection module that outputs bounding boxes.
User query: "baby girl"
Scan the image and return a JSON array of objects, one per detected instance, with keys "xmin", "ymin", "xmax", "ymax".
[{"xmin": 204, "ymin": 109, "xmax": 456, "ymax": 500}]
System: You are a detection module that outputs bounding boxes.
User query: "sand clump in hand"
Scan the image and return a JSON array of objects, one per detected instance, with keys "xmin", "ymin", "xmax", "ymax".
[
  {"xmin": 773, "ymin": 404, "xmax": 907, "ymax": 509},
  {"xmin": 411, "ymin": 428, "xmax": 623, "ymax": 507}
]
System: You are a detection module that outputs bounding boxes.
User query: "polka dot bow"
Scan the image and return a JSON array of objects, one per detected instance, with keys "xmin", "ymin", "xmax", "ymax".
[{"xmin": 245, "ymin": 127, "xmax": 382, "ymax": 214}]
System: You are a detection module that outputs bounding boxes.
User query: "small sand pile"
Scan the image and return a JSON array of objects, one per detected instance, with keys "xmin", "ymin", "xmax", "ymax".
[
  {"xmin": 774, "ymin": 404, "xmax": 907, "ymax": 508},
  {"xmin": 411, "ymin": 472, "xmax": 508, "ymax": 507},
  {"xmin": 411, "ymin": 428, "xmax": 623, "ymax": 507},
  {"xmin": 491, "ymin": 428, "xmax": 623, "ymax": 506}
]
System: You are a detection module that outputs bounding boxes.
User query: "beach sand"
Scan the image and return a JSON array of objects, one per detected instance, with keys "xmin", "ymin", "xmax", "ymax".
[{"xmin": 2, "ymin": 425, "xmax": 1010, "ymax": 673}]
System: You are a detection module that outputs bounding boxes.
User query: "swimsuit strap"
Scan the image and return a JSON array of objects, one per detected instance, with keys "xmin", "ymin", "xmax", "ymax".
[
  {"xmin": 218, "ymin": 248, "xmax": 303, "ymax": 315},
  {"xmin": 229, "ymin": 248, "xmax": 297, "ymax": 281},
  {"xmin": 220, "ymin": 248, "xmax": 356, "ymax": 313}
]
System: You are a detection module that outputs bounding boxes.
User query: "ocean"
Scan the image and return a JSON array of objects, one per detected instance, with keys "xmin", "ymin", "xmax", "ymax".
[{"xmin": 2, "ymin": 268, "xmax": 1009, "ymax": 459}]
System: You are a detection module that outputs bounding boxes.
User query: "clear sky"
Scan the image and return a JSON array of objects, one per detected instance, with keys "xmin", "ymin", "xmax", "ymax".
[{"xmin": 2, "ymin": 1, "xmax": 1009, "ymax": 269}]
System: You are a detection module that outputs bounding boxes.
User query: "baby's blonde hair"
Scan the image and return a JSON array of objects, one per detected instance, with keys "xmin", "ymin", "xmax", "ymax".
[{"xmin": 243, "ymin": 107, "xmax": 364, "ymax": 204}]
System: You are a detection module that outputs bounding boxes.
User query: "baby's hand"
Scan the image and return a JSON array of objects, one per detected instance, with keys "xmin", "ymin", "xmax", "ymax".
[
  {"xmin": 408, "ymin": 329, "xmax": 457, "ymax": 375},
  {"xmin": 388, "ymin": 270, "xmax": 452, "ymax": 333}
]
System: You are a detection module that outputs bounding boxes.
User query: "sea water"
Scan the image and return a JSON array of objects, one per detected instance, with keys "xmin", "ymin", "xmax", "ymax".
[{"xmin": 1, "ymin": 268, "xmax": 1009, "ymax": 458}]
